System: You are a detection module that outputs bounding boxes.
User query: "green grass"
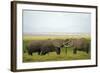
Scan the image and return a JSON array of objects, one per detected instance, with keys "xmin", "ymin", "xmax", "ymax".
[
  {"xmin": 23, "ymin": 34, "xmax": 90, "ymax": 40},
  {"xmin": 23, "ymin": 47, "xmax": 90, "ymax": 62},
  {"xmin": 23, "ymin": 35, "xmax": 91, "ymax": 62}
]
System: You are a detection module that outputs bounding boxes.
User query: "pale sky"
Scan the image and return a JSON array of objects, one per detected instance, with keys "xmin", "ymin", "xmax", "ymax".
[{"xmin": 23, "ymin": 10, "xmax": 91, "ymax": 34}]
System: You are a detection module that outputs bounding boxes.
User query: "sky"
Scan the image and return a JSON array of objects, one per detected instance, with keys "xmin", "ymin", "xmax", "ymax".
[{"xmin": 23, "ymin": 10, "xmax": 91, "ymax": 34}]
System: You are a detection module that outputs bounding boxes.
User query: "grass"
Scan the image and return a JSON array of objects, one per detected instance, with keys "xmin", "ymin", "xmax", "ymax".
[
  {"xmin": 23, "ymin": 35, "xmax": 91, "ymax": 62},
  {"xmin": 23, "ymin": 46, "xmax": 91, "ymax": 62},
  {"xmin": 23, "ymin": 34, "xmax": 90, "ymax": 40}
]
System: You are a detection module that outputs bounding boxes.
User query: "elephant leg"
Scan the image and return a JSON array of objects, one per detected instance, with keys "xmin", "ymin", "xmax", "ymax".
[
  {"xmin": 38, "ymin": 49, "xmax": 41, "ymax": 55},
  {"xmin": 56, "ymin": 47, "xmax": 61, "ymax": 55},
  {"xmin": 29, "ymin": 52, "xmax": 32, "ymax": 55},
  {"xmin": 38, "ymin": 51, "xmax": 40, "ymax": 55},
  {"xmin": 73, "ymin": 48, "xmax": 77, "ymax": 54},
  {"xmin": 65, "ymin": 48, "xmax": 67, "ymax": 54},
  {"xmin": 41, "ymin": 50, "xmax": 47, "ymax": 55},
  {"xmin": 28, "ymin": 50, "xmax": 33, "ymax": 55},
  {"xmin": 41, "ymin": 52, "xmax": 47, "ymax": 55},
  {"xmin": 86, "ymin": 48, "xmax": 89, "ymax": 54}
]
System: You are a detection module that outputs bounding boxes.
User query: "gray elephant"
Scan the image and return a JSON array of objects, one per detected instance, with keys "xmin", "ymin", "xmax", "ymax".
[
  {"xmin": 66, "ymin": 38, "xmax": 91, "ymax": 54},
  {"xmin": 27, "ymin": 39, "xmax": 68, "ymax": 55},
  {"xmin": 40, "ymin": 40, "xmax": 61, "ymax": 55},
  {"xmin": 27, "ymin": 40, "xmax": 42, "ymax": 55}
]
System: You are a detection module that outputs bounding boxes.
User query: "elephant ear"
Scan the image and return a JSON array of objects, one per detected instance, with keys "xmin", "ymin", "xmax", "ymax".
[
  {"xmin": 64, "ymin": 39, "xmax": 70, "ymax": 45},
  {"xmin": 52, "ymin": 39, "xmax": 61, "ymax": 47},
  {"xmin": 53, "ymin": 41, "xmax": 61, "ymax": 47}
]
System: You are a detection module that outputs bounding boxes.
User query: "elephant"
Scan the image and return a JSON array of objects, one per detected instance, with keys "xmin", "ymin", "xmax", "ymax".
[
  {"xmin": 66, "ymin": 38, "xmax": 91, "ymax": 54},
  {"xmin": 27, "ymin": 40, "xmax": 42, "ymax": 55},
  {"xmin": 40, "ymin": 41, "xmax": 61, "ymax": 55},
  {"xmin": 27, "ymin": 39, "xmax": 68, "ymax": 55}
]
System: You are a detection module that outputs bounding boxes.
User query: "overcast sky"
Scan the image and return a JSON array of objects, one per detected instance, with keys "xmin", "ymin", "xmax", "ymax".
[{"xmin": 23, "ymin": 10, "xmax": 91, "ymax": 34}]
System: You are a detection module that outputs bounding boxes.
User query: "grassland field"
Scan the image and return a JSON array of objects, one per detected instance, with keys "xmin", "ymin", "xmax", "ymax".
[{"xmin": 23, "ymin": 35, "xmax": 91, "ymax": 62}]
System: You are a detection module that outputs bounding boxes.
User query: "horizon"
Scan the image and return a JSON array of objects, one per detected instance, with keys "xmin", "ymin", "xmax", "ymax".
[{"xmin": 23, "ymin": 32, "xmax": 91, "ymax": 36}]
